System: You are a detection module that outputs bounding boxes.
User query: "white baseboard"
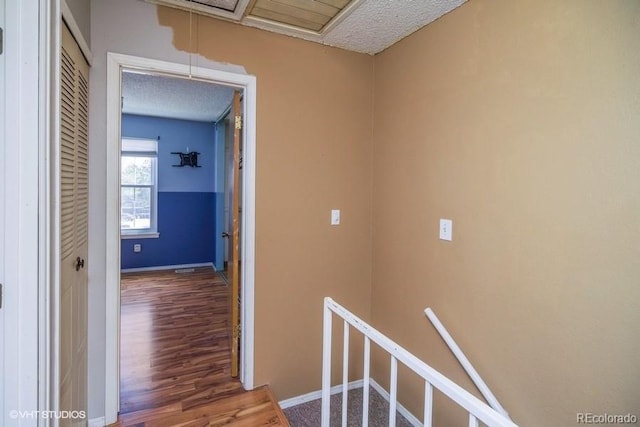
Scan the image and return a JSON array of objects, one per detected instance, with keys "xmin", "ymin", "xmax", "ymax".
[
  {"xmin": 121, "ymin": 262, "xmax": 214, "ymax": 273},
  {"xmin": 369, "ymin": 378, "xmax": 422, "ymax": 427},
  {"xmin": 88, "ymin": 417, "xmax": 106, "ymax": 427},
  {"xmin": 278, "ymin": 378, "xmax": 421, "ymax": 426},
  {"xmin": 279, "ymin": 379, "xmax": 364, "ymax": 409}
]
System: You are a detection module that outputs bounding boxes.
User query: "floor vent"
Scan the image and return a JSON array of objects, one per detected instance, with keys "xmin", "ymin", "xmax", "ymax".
[{"xmin": 175, "ymin": 268, "xmax": 195, "ymax": 274}]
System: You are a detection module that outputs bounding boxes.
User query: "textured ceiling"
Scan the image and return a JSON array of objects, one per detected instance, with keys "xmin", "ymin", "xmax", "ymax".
[
  {"xmin": 149, "ymin": 0, "xmax": 467, "ymax": 55},
  {"xmin": 322, "ymin": 0, "xmax": 467, "ymax": 54},
  {"xmin": 122, "ymin": 71, "xmax": 234, "ymax": 122}
]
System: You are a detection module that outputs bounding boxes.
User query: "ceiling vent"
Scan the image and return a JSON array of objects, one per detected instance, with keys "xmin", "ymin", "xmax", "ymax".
[
  {"xmin": 145, "ymin": 0, "xmax": 252, "ymax": 22},
  {"xmin": 146, "ymin": 0, "xmax": 362, "ymax": 35},
  {"xmin": 246, "ymin": 0, "xmax": 359, "ymax": 33}
]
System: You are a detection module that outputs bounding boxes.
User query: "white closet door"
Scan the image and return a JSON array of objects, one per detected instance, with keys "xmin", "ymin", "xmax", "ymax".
[{"xmin": 59, "ymin": 20, "xmax": 89, "ymax": 424}]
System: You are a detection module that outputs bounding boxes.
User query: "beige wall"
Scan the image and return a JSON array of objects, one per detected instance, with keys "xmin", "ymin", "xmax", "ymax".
[
  {"xmin": 372, "ymin": 0, "xmax": 640, "ymax": 425},
  {"xmin": 88, "ymin": 0, "xmax": 640, "ymax": 423},
  {"xmin": 88, "ymin": 0, "xmax": 373, "ymax": 417}
]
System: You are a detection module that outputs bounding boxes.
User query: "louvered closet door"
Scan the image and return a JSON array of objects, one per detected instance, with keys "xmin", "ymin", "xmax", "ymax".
[{"xmin": 60, "ymin": 22, "xmax": 89, "ymax": 425}]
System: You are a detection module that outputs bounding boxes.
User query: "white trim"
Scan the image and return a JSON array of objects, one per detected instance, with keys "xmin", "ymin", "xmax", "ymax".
[
  {"xmin": 121, "ymin": 262, "xmax": 214, "ymax": 274},
  {"xmin": 88, "ymin": 416, "xmax": 106, "ymax": 427},
  {"xmin": 242, "ymin": 15, "xmax": 323, "ymax": 37},
  {"xmin": 369, "ymin": 378, "xmax": 422, "ymax": 427},
  {"xmin": 43, "ymin": 0, "xmax": 58, "ymax": 421},
  {"xmin": 60, "ymin": 0, "xmax": 92, "ymax": 65},
  {"xmin": 239, "ymin": 59, "xmax": 257, "ymax": 392},
  {"xmin": 120, "ymin": 232, "xmax": 160, "ymax": 240},
  {"xmin": 105, "ymin": 52, "xmax": 121, "ymax": 422},
  {"xmin": 0, "ymin": 0, "xmax": 5, "ymax": 420},
  {"xmin": 49, "ymin": 0, "xmax": 62, "ymax": 420},
  {"xmin": 105, "ymin": 52, "xmax": 257, "ymax": 424},
  {"xmin": 3, "ymin": 0, "xmax": 45, "ymax": 424},
  {"xmin": 279, "ymin": 379, "xmax": 364, "ymax": 409}
]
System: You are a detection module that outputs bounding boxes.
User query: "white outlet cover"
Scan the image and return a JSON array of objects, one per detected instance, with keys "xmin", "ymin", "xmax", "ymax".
[
  {"xmin": 331, "ymin": 209, "xmax": 341, "ymax": 225},
  {"xmin": 439, "ymin": 219, "xmax": 452, "ymax": 241}
]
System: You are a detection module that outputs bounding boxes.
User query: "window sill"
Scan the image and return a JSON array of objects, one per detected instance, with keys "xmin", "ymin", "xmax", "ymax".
[{"xmin": 121, "ymin": 232, "xmax": 160, "ymax": 240}]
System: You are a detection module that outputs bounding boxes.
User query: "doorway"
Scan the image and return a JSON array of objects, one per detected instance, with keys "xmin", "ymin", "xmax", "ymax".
[
  {"xmin": 104, "ymin": 53, "xmax": 256, "ymax": 424},
  {"xmin": 118, "ymin": 70, "xmax": 241, "ymax": 412},
  {"xmin": 118, "ymin": 70, "xmax": 231, "ymax": 272}
]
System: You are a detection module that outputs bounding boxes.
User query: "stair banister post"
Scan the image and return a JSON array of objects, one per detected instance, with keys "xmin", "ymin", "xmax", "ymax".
[
  {"xmin": 321, "ymin": 298, "xmax": 333, "ymax": 427},
  {"xmin": 425, "ymin": 308, "xmax": 510, "ymax": 419}
]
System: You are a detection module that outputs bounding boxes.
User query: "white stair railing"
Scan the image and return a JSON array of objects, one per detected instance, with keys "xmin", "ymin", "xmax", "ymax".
[
  {"xmin": 321, "ymin": 297, "xmax": 517, "ymax": 427},
  {"xmin": 425, "ymin": 307, "xmax": 510, "ymax": 419}
]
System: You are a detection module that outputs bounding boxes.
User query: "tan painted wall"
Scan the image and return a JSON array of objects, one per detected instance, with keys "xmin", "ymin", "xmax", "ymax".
[
  {"xmin": 156, "ymin": 8, "xmax": 375, "ymax": 399},
  {"xmin": 88, "ymin": 0, "xmax": 639, "ymax": 422},
  {"xmin": 372, "ymin": 0, "xmax": 640, "ymax": 425}
]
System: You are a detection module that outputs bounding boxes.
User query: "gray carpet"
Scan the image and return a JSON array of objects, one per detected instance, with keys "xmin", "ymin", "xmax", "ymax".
[{"xmin": 283, "ymin": 386, "xmax": 415, "ymax": 427}]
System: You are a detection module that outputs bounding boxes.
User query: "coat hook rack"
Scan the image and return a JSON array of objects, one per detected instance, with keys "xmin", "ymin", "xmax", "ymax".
[{"xmin": 171, "ymin": 151, "xmax": 201, "ymax": 167}]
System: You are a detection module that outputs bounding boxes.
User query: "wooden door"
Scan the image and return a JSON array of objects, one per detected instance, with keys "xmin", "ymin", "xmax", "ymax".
[
  {"xmin": 229, "ymin": 91, "xmax": 242, "ymax": 377},
  {"xmin": 222, "ymin": 118, "xmax": 233, "ymax": 277},
  {"xmin": 59, "ymin": 22, "xmax": 89, "ymax": 423}
]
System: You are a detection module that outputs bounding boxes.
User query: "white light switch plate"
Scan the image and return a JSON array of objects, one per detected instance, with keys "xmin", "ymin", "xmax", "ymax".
[
  {"xmin": 331, "ymin": 209, "xmax": 340, "ymax": 225},
  {"xmin": 439, "ymin": 219, "xmax": 452, "ymax": 241}
]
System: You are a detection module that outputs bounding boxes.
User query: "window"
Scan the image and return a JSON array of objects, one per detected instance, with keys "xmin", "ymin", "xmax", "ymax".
[{"xmin": 121, "ymin": 138, "xmax": 159, "ymax": 238}]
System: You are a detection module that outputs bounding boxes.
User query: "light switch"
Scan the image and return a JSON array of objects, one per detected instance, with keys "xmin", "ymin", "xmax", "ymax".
[
  {"xmin": 331, "ymin": 209, "xmax": 341, "ymax": 225},
  {"xmin": 439, "ymin": 219, "xmax": 452, "ymax": 241}
]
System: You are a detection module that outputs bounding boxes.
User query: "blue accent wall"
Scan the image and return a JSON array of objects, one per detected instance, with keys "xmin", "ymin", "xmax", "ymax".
[
  {"xmin": 122, "ymin": 114, "xmax": 216, "ymax": 192},
  {"xmin": 121, "ymin": 193, "xmax": 215, "ymax": 269},
  {"xmin": 121, "ymin": 114, "xmax": 224, "ymax": 270}
]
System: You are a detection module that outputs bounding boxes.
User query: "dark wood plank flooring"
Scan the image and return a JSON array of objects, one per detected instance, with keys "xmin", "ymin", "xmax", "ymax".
[{"xmin": 115, "ymin": 268, "xmax": 289, "ymax": 426}]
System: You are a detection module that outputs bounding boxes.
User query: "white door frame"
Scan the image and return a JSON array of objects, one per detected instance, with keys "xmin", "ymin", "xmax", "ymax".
[
  {"xmin": 0, "ymin": 0, "xmax": 5, "ymax": 420},
  {"xmin": 104, "ymin": 53, "xmax": 257, "ymax": 424},
  {"xmin": 2, "ymin": 0, "xmax": 51, "ymax": 425}
]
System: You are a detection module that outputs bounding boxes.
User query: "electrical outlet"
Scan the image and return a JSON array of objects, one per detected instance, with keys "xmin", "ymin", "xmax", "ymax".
[
  {"xmin": 133, "ymin": 244, "xmax": 142, "ymax": 253},
  {"xmin": 331, "ymin": 209, "xmax": 341, "ymax": 225},
  {"xmin": 439, "ymin": 219, "xmax": 453, "ymax": 241}
]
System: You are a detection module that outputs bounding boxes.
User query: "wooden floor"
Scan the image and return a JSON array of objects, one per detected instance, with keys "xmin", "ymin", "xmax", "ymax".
[
  {"xmin": 112, "ymin": 386, "xmax": 288, "ymax": 427},
  {"xmin": 113, "ymin": 268, "xmax": 289, "ymax": 426}
]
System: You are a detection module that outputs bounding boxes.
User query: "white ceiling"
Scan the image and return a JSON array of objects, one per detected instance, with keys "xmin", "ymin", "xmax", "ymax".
[{"xmin": 122, "ymin": 71, "xmax": 235, "ymax": 122}]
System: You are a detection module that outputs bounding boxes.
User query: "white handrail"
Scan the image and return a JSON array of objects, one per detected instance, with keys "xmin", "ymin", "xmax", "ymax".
[
  {"xmin": 321, "ymin": 297, "xmax": 517, "ymax": 427},
  {"xmin": 425, "ymin": 307, "xmax": 510, "ymax": 418}
]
